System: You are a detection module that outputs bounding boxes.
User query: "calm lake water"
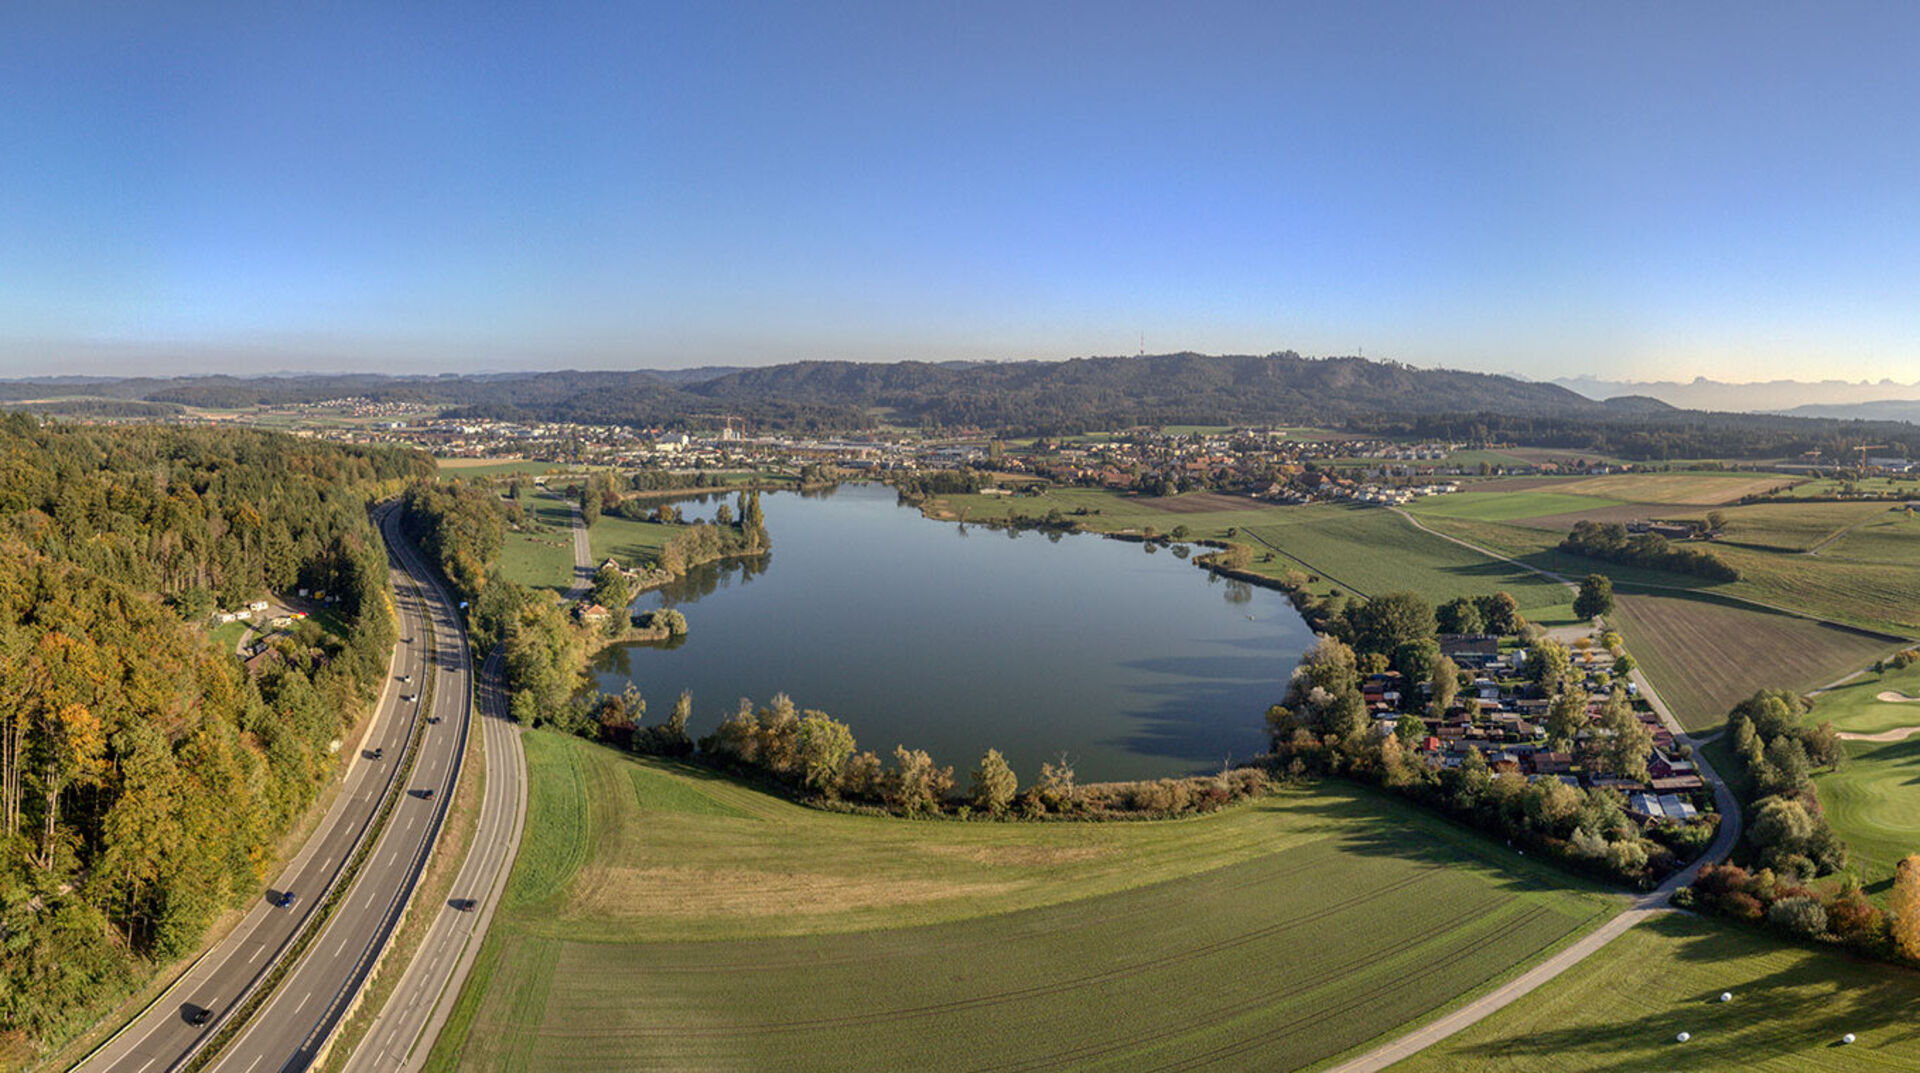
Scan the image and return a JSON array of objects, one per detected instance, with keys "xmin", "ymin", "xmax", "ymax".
[{"xmin": 591, "ymin": 483, "xmax": 1312, "ymax": 783}]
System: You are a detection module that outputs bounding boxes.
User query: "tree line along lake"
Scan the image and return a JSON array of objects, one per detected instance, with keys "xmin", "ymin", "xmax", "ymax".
[{"xmin": 592, "ymin": 482, "xmax": 1312, "ymax": 783}]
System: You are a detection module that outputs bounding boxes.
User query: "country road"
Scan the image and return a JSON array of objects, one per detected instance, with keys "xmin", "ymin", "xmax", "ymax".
[
  {"xmin": 1326, "ymin": 511, "xmax": 1745, "ymax": 1073},
  {"xmin": 76, "ymin": 505, "xmax": 464, "ymax": 1073}
]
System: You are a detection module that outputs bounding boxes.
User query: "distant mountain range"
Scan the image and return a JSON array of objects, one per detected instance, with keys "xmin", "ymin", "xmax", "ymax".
[
  {"xmin": 1772, "ymin": 399, "xmax": 1920, "ymax": 424},
  {"xmin": 1552, "ymin": 375, "xmax": 1920, "ymax": 416}
]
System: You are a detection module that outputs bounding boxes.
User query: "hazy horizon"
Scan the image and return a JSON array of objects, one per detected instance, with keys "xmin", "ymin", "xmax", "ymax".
[{"xmin": 7, "ymin": 2, "xmax": 1920, "ymax": 384}]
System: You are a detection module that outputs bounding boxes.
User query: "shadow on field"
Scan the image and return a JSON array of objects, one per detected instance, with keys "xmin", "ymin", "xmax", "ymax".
[
  {"xmin": 1435, "ymin": 914, "xmax": 1920, "ymax": 1071},
  {"xmin": 1265, "ymin": 787, "xmax": 1619, "ymax": 902}
]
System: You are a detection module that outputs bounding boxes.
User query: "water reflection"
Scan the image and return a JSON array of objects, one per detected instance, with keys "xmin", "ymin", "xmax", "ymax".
[{"xmin": 592, "ymin": 484, "xmax": 1310, "ymax": 782}]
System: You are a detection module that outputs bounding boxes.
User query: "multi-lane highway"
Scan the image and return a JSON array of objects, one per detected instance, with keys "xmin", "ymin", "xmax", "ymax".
[
  {"xmin": 341, "ymin": 647, "xmax": 522, "ymax": 1072},
  {"xmin": 76, "ymin": 504, "xmax": 472, "ymax": 1073},
  {"xmin": 341, "ymin": 492, "xmax": 589, "ymax": 1071},
  {"xmin": 204, "ymin": 508, "xmax": 474, "ymax": 1072}
]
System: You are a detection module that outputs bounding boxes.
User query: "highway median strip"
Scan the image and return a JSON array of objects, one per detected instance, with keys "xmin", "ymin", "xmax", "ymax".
[{"xmin": 179, "ymin": 619, "xmax": 439, "ymax": 1073}]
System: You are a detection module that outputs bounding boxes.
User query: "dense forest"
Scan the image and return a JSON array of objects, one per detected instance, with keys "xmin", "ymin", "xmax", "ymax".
[{"xmin": 0, "ymin": 416, "xmax": 429, "ymax": 1058}]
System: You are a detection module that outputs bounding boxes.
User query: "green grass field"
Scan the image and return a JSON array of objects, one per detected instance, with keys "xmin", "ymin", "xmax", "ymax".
[
  {"xmin": 1241, "ymin": 505, "xmax": 1577, "ymax": 624},
  {"xmin": 499, "ymin": 496, "xmax": 579, "ymax": 594},
  {"xmin": 425, "ymin": 732, "xmax": 1620, "ymax": 1073},
  {"xmin": 1808, "ymin": 659, "xmax": 1920, "ymax": 735},
  {"xmin": 929, "ymin": 490, "xmax": 1580, "ymax": 625},
  {"xmin": 1772, "ymin": 477, "xmax": 1919, "ymax": 499},
  {"xmin": 209, "ymin": 619, "xmax": 249, "ymax": 652},
  {"xmin": 1392, "ymin": 911, "xmax": 1920, "ymax": 1072},
  {"xmin": 1816, "ymin": 736, "xmax": 1920, "ymax": 896},
  {"xmin": 1405, "ymin": 490, "xmax": 1627, "ymax": 523},
  {"xmin": 1609, "ymin": 594, "xmax": 1897, "ymax": 732},
  {"xmin": 1713, "ymin": 501, "xmax": 1894, "ymax": 553},
  {"xmin": 587, "ymin": 511, "xmax": 678, "ymax": 568},
  {"xmin": 1820, "ymin": 506, "xmax": 1920, "ymax": 564},
  {"xmin": 1417, "ymin": 511, "xmax": 1920, "ymax": 637},
  {"xmin": 1802, "ymin": 659, "xmax": 1920, "ymax": 896}
]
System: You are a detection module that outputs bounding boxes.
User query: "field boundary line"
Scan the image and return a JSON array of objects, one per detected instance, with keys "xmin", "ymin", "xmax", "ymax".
[
  {"xmin": 1236, "ymin": 527, "xmax": 1371, "ymax": 600},
  {"xmin": 1393, "ymin": 507, "xmax": 1918, "ymax": 644}
]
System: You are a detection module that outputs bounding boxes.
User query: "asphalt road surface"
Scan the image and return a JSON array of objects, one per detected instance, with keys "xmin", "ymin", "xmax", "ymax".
[
  {"xmin": 75, "ymin": 504, "xmax": 467, "ymax": 1073},
  {"xmin": 204, "ymin": 508, "xmax": 474, "ymax": 1073},
  {"xmin": 340, "ymin": 494, "xmax": 583, "ymax": 1071}
]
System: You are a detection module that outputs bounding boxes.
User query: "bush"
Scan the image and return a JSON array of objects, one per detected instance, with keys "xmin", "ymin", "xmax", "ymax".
[
  {"xmin": 1722, "ymin": 890, "xmax": 1765, "ymax": 922},
  {"xmin": 1767, "ymin": 895, "xmax": 1829, "ymax": 939}
]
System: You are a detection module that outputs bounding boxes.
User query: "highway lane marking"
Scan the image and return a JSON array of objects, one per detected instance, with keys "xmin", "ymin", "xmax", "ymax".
[
  {"xmin": 249, "ymin": 944, "xmax": 264, "ymax": 964},
  {"xmin": 244, "ymin": 1054, "xmax": 263, "ymax": 1073},
  {"xmin": 137, "ymin": 1057, "xmax": 156, "ymax": 1073},
  {"xmin": 295, "ymin": 990, "xmax": 311, "ymax": 1013}
]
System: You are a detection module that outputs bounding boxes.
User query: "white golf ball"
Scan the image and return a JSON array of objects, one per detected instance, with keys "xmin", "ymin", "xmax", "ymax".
[{"xmin": 1676, "ymin": 1032, "xmax": 1691, "ymax": 1043}]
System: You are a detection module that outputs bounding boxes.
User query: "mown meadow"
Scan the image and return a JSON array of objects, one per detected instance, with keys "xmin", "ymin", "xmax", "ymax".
[{"xmin": 424, "ymin": 731, "xmax": 1620, "ymax": 1072}]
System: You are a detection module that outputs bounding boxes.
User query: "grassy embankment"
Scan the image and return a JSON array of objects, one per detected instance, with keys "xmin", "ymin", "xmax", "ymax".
[
  {"xmin": 424, "ymin": 731, "xmax": 1620, "ymax": 1073},
  {"xmin": 1392, "ymin": 911, "xmax": 1920, "ymax": 1072},
  {"xmin": 926, "ymin": 488, "xmax": 1579, "ymax": 626}
]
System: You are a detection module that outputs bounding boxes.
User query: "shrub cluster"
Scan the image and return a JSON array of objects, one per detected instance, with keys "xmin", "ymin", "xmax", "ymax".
[
  {"xmin": 1682, "ymin": 862, "xmax": 1888, "ymax": 957},
  {"xmin": 1559, "ymin": 520, "xmax": 1740, "ymax": 581},
  {"xmin": 600, "ymin": 691, "xmax": 1271, "ymax": 820}
]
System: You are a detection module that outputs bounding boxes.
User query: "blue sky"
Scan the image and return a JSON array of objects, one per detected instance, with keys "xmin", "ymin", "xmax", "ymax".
[{"xmin": 3, "ymin": 1, "xmax": 1919, "ymax": 382}]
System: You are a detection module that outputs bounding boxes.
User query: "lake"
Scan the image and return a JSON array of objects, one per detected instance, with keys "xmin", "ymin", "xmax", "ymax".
[{"xmin": 591, "ymin": 483, "xmax": 1313, "ymax": 783}]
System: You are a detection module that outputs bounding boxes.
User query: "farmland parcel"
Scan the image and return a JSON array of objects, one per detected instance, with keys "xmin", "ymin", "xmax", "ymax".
[{"xmin": 425, "ymin": 733, "xmax": 1618, "ymax": 1072}]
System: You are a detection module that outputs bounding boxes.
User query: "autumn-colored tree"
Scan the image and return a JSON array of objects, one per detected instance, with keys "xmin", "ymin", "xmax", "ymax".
[
  {"xmin": 1429, "ymin": 654, "xmax": 1458, "ymax": 718},
  {"xmin": 970, "ymin": 749, "xmax": 1018, "ymax": 815},
  {"xmin": 1597, "ymin": 687, "xmax": 1654, "ymax": 782},
  {"xmin": 1545, "ymin": 689, "xmax": 1588, "ymax": 752},
  {"xmin": 796, "ymin": 711, "xmax": 856, "ymax": 794},
  {"xmin": 1892, "ymin": 855, "xmax": 1920, "ymax": 960}
]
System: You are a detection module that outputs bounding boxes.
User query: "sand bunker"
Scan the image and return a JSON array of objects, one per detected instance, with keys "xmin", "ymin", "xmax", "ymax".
[
  {"xmin": 1877, "ymin": 691, "xmax": 1920, "ymax": 703},
  {"xmin": 1839, "ymin": 725, "xmax": 1920, "ymax": 742}
]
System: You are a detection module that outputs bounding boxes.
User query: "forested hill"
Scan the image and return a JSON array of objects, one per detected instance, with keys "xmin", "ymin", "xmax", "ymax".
[
  {"xmin": 681, "ymin": 354, "xmax": 1609, "ymax": 428},
  {"xmin": 0, "ymin": 416, "xmax": 431, "ymax": 1061},
  {"xmin": 0, "ymin": 354, "xmax": 1607, "ymax": 431}
]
